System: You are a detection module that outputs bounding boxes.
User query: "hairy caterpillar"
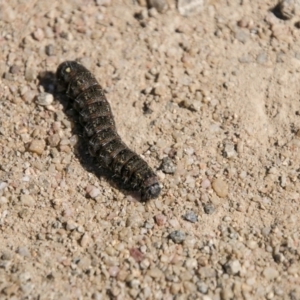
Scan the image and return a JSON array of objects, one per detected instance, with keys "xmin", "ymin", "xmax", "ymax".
[{"xmin": 56, "ymin": 61, "xmax": 161, "ymax": 200}]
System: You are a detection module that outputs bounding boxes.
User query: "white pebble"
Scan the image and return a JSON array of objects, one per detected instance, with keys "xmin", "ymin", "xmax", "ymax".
[
  {"xmin": 36, "ymin": 92, "xmax": 53, "ymax": 106},
  {"xmin": 0, "ymin": 182, "xmax": 8, "ymax": 190},
  {"xmin": 22, "ymin": 176, "xmax": 30, "ymax": 182},
  {"xmin": 86, "ymin": 185, "xmax": 101, "ymax": 199},
  {"xmin": 185, "ymin": 258, "xmax": 198, "ymax": 269},
  {"xmin": 224, "ymin": 259, "xmax": 241, "ymax": 275}
]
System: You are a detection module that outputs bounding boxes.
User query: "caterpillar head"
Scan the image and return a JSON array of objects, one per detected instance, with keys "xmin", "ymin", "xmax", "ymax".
[{"xmin": 56, "ymin": 61, "xmax": 80, "ymax": 84}]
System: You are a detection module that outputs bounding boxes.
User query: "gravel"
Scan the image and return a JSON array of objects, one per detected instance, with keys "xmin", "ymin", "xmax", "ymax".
[
  {"xmin": 169, "ymin": 230, "xmax": 186, "ymax": 244},
  {"xmin": 27, "ymin": 139, "xmax": 46, "ymax": 155},
  {"xmin": 160, "ymin": 157, "xmax": 176, "ymax": 174},
  {"xmin": 203, "ymin": 203, "xmax": 215, "ymax": 214},
  {"xmin": 212, "ymin": 178, "xmax": 229, "ymax": 198},
  {"xmin": 182, "ymin": 210, "xmax": 198, "ymax": 223},
  {"xmin": 36, "ymin": 92, "xmax": 54, "ymax": 106},
  {"xmin": 0, "ymin": 0, "xmax": 299, "ymax": 299},
  {"xmin": 223, "ymin": 259, "xmax": 241, "ymax": 275}
]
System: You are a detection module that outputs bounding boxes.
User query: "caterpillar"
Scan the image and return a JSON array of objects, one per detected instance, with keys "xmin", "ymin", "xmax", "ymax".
[{"xmin": 56, "ymin": 61, "xmax": 161, "ymax": 201}]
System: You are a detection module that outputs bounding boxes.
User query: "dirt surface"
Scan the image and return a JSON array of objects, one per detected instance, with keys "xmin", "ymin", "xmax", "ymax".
[{"xmin": 1, "ymin": 0, "xmax": 300, "ymax": 299}]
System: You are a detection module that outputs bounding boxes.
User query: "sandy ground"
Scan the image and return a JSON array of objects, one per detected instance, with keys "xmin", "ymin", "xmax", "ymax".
[{"xmin": 1, "ymin": 0, "xmax": 300, "ymax": 299}]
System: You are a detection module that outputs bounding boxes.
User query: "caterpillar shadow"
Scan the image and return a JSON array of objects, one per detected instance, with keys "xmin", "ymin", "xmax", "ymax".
[{"xmin": 38, "ymin": 70, "xmax": 140, "ymax": 201}]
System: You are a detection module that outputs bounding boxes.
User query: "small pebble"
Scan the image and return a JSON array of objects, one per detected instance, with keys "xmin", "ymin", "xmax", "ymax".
[
  {"xmin": 17, "ymin": 247, "xmax": 30, "ymax": 257},
  {"xmin": 45, "ymin": 44, "xmax": 56, "ymax": 56},
  {"xmin": 147, "ymin": 267, "xmax": 164, "ymax": 278},
  {"xmin": 9, "ymin": 65, "xmax": 20, "ymax": 74},
  {"xmin": 144, "ymin": 218, "xmax": 155, "ymax": 229},
  {"xmin": 223, "ymin": 216, "xmax": 232, "ymax": 222},
  {"xmin": 95, "ymin": 0, "xmax": 111, "ymax": 6},
  {"xmin": 36, "ymin": 92, "xmax": 54, "ymax": 106},
  {"xmin": 182, "ymin": 210, "xmax": 198, "ymax": 223},
  {"xmin": 25, "ymin": 66, "xmax": 35, "ymax": 82},
  {"xmin": 277, "ymin": 0, "xmax": 296, "ymax": 20},
  {"xmin": 247, "ymin": 240, "xmax": 257, "ymax": 249},
  {"xmin": 203, "ymin": 203, "xmax": 215, "ymax": 214},
  {"xmin": 155, "ymin": 214, "xmax": 167, "ymax": 226},
  {"xmin": 69, "ymin": 135, "xmax": 78, "ymax": 146},
  {"xmin": 28, "ymin": 139, "xmax": 46, "ymax": 155},
  {"xmin": 201, "ymin": 178, "xmax": 211, "ymax": 189},
  {"xmin": 140, "ymin": 258, "xmax": 150, "ymax": 269},
  {"xmin": 66, "ymin": 220, "xmax": 77, "ymax": 231},
  {"xmin": 18, "ymin": 208, "xmax": 30, "ymax": 219},
  {"xmin": 32, "ymin": 28, "xmax": 44, "ymax": 41},
  {"xmin": 130, "ymin": 248, "xmax": 144, "ymax": 263},
  {"xmin": 48, "ymin": 134, "xmax": 60, "ymax": 147},
  {"xmin": 52, "ymin": 121, "xmax": 61, "ymax": 131},
  {"xmin": 22, "ymin": 176, "xmax": 30, "ymax": 182},
  {"xmin": 212, "ymin": 178, "xmax": 228, "ymax": 198},
  {"xmin": 77, "ymin": 256, "xmax": 91, "ymax": 270},
  {"xmin": 223, "ymin": 259, "xmax": 241, "ymax": 275},
  {"xmin": 183, "ymin": 281, "xmax": 197, "ymax": 293},
  {"xmin": 160, "ymin": 157, "xmax": 176, "ymax": 174},
  {"xmin": 273, "ymin": 253, "xmax": 285, "ymax": 263},
  {"xmin": 198, "ymin": 267, "xmax": 216, "ymax": 278},
  {"xmin": 189, "ymin": 100, "xmax": 202, "ymax": 112},
  {"xmin": 185, "ymin": 258, "xmax": 197, "ymax": 269},
  {"xmin": 237, "ymin": 16, "xmax": 253, "ymax": 28},
  {"xmin": 180, "ymin": 99, "xmax": 201, "ymax": 112},
  {"xmin": 169, "ymin": 230, "xmax": 186, "ymax": 244},
  {"xmin": 168, "ymin": 218, "xmax": 180, "ymax": 228},
  {"xmin": 197, "ymin": 281, "xmax": 208, "ymax": 294},
  {"xmin": 109, "ymin": 266, "xmax": 119, "ymax": 277},
  {"xmin": 0, "ymin": 182, "xmax": 8, "ymax": 190},
  {"xmin": 223, "ymin": 141, "xmax": 237, "ymax": 158},
  {"xmin": 86, "ymin": 185, "xmax": 100, "ymax": 199},
  {"xmin": 22, "ymin": 90, "xmax": 36, "ymax": 102},
  {"xmin": 177, "ymin": 0, "xmax": 204, "ymax": 16},
  {"xmin": 128, "ymin": 279, "xmax": 140, "ymax": 290},
  {"xmin": 80, "ymin": 233, "xmax": 90, "ymax": 248},
  {"xmin": 148, "ymin": 0, "xmax": 168, "ymax": 13},
  {"xmin": 148, "ymin": 7, "xmax": 158, "ymax": 19}
]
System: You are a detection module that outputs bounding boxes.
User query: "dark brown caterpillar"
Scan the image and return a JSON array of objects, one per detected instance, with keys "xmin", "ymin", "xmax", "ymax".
[{"xmin": 56, "ymin": 61, "xmax": 161, "ymax": 201}]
